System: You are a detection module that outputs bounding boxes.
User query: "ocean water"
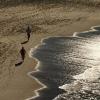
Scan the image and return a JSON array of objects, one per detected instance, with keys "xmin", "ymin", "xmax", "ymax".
[{"xmin": 29, "ymin": 26, "xmax": 100, "ymax": 100}]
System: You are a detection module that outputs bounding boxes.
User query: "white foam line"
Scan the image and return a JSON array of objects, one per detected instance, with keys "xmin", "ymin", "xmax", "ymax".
[
  {"xmin": 41, "ymin": 35, "xmax": 76, "ymax": 43},
  {"xmin": 73, "ymin": 25, "xmax": 100, "ymax": 37},
  {"xmin": 25, "ymin": 39, "xmax": 47, "ymax": 100},
  {"xmin": 26, "ymin": 56, "xmax": 47, "ymax": 100},
  {"xmin": 73, "ymin": 32, "xmax": 79, "ymax": 37},
  {"xmin": 26, "ymin": 71, "xmax": 47, "ymax": 100},
  {"xmin": 91, "ymin": 25, "xmax": 100, "ymax": 31}
]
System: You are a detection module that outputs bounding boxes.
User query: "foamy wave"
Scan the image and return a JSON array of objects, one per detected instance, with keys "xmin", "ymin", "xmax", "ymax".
[
  {"xmin": 73, "ymin": 66, "xmax": 100, "ymax": 82},
  {"xmin": 59, "ymin": 65, "xmax": 100, "ymax": 93},
  {"xmin": 73, "ymin": 25, "xmax": 100, "ymax": 37},
  {"xmin": 29, "ymin": 48, "xmax": 34, "ymax": 58},
  {"xmin": 59, "ymin": 81, "xmax": 83, "ymax": 92},
  {"xmin": 57, "ymin": 25, "xmax": 100, "ymax": 100},
  {"xmin": 91, "ymin": 25, "xmax": 100, "ymax": 31}
]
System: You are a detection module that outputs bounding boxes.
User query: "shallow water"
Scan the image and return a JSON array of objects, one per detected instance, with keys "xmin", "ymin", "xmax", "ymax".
[{"xmin": 30, "ymin": 25, "xmax": 100, "ymax": 100}]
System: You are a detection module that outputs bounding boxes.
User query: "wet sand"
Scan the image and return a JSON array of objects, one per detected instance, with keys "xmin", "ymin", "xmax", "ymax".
[{"xmin": 0, "ymin": 4, "xmax": 100, "ymax": 100}]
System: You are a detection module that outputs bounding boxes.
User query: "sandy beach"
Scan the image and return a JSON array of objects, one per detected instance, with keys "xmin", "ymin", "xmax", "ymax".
[{"xmin": 0, "ymin": 3, "xmax": 100, "ymax": 100}]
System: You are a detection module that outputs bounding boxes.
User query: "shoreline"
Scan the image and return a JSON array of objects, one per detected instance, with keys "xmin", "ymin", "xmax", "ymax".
[
  {"xmin": 26, "ymin": 24, "xmax": 100, "ymax": 100},
  {"xmin": 27, "ymin": 60, "xmax": 46, "ymax": 100}
]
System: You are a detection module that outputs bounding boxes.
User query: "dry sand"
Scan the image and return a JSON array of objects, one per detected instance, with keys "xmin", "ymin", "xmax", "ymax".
[{"xmin": 0, "ymin": 4, "xmax": 100, "ymax": 100}]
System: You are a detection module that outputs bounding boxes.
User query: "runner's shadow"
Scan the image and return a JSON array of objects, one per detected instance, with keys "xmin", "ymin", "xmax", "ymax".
[
  {"xmin": 21, "ymin": 40, "xmax": 28, "ymax": 44},
  {"xmin": 15, "ymin": 61, "xmax": 23, "ymax": 67}
]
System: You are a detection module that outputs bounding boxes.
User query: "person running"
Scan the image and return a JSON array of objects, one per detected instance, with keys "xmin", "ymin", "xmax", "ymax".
[
  {"xmin": 20, "ymin": 46, "xmax": 26, "ymax": 62},
  {"xmin": 26, "ymin": 26, "xmax": 31, "ymax": 41}
]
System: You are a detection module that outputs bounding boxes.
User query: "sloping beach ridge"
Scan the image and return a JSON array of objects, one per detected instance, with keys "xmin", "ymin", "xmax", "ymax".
[{"xmin": 0, "ymin": 0, "xmax": 100, "ymax": 100}]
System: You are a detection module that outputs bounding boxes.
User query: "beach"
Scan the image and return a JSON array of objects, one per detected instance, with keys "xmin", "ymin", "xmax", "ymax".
[{"xmin": 0, "ymin": 3, "xmax": 100, "ymax": 100}]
